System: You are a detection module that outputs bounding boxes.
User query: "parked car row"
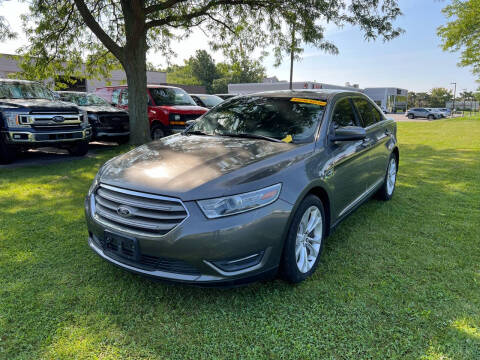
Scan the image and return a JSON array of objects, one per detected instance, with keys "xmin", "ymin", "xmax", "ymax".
[
  {"xmin": 405, "ymin": 107, "xmax": 451, "ymax": 119},
  {"xmin": 1, "ymin": 79, "xmax": 230, "ymax": 163}
]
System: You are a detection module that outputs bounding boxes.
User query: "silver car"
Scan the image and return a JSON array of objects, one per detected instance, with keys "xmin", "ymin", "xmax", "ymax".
[
  {"xmin": 406, "ymin": 108, "xmax": 442, "ymax": 120},
  {"xmin": 85, "ymin": 90, "xmax": 399, "ymax": 285}
]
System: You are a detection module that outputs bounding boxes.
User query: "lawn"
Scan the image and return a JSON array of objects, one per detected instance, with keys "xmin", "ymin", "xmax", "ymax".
[{"xmin": 1, "ymin": 117, "xmax": 479, "ymax": 359}]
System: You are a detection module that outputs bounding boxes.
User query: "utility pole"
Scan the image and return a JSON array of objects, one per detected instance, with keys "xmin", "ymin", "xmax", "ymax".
[
  {"xmin": 463, "ymin": 89, "xmax": 467, "ymax": 116},
  {"xmin": 451, "ymin": 82, "xmax": 457, "ymax": 117},
  {"xmin": 289, "ymin": 24, "xmax": 296, "ymax": 90}
]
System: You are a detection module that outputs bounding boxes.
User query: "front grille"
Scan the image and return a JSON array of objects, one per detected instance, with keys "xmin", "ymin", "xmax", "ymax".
[
  {"xmin": 93, "ymin": 184, "xmax": 188, "ymax": 237},
  {"xmin": 21, "ymin": 113, "xmax": 82, "ymax": 127},
  {"xmin": 98, "ymin": 114, "xmax": 129, "ymax": 127}
]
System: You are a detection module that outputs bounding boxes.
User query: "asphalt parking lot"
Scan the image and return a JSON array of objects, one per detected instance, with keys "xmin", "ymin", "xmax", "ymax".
[{"xmin": 0, "ymin": 142, "xmax": 120, "ymax": 169}]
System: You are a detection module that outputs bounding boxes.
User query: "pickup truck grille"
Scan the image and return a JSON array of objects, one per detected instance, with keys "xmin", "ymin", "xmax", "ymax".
[
  {"xmin": 98, "ymin": 114, "xmax": 129, "ymax": 126},
  {"xmin": 93, "ymin": 184, "xmax": 188, "ymax": 237},
  {"xmin": 20, "ymin": 113, "xmax": 82, "ymax": 127}
]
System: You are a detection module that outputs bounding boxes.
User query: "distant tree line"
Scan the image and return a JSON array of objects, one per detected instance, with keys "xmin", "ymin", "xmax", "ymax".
[
  {"xmin": 149, "ymin": 50, "xmax": 266, "ymax": 94},
  {"xmin": 407, "ymin": 87, "xmax": 480, "ymax": 109}
]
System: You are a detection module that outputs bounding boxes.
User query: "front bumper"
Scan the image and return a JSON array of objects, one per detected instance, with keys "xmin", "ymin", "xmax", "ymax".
[
  {"xmin": 3, "ymin": 127, "xmax": 91, "ymax": 144},
  {"xmin": 85, "ymin": 193, "xmax": 292, "ymax": 285}
]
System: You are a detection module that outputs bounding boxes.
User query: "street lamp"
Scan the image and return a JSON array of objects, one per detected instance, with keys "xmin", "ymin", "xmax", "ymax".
[
  {"xmin": 451, "ymin": 82, "xmax": 457, "ymax": 116},
  {"xmin": 462, "ymin": 88, "xmax": 467, "ymax": 115}
]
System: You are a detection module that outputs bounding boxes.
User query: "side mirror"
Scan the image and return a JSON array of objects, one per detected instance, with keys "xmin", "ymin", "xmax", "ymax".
[{"xmin": 332, "ymin": 126, "xmax": 366, "ymax": 141}]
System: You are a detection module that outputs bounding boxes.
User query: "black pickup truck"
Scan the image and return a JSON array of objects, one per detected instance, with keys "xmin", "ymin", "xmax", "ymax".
[
  {"xmin": 0, "ymin": 79, "xmax": 92, "ymax": 163},
  {"xmin": 57, "ymin": 91, "xmax": 129, "ymax": 144}
]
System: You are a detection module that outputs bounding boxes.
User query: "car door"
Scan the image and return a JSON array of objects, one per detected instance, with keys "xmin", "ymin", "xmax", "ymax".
[
  {"xmin": 352, "ymin": 96, "xmax": 391, "ymax": 189},
  {"xmin": 325, "ymin": 96, "xmax": 371, "ymax": 219}
]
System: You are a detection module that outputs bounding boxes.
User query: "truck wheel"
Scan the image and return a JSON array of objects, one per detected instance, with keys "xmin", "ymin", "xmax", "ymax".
[
  {"xmin": 68, "ymin": 140, "xmax": 89, "ymax": 156},
  {"xmin": 151, "ymin": 124, "xmax": 165, "ymax": 140},
  {"xmin": 0, "ymin": 141, "xmax": 16, "ymax": 164}
]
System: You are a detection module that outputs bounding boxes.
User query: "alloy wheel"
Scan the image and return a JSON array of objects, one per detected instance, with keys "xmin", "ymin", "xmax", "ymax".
[
  {"xmin": 386, "ymin": 157, "xmax": 397, "ymax": 195},
  {"xmin": 295, "ymin": 206, "xmax": 323, "ymax": 273}
]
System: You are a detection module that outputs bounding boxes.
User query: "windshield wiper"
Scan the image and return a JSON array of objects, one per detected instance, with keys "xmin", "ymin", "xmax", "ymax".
[{"xmin": 217, "ymin": 132, "xmax": 283, "ymax": 143}]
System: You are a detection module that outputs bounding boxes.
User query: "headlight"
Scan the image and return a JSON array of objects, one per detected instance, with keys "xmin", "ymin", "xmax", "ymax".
[
  {"xmin": 87, "ymin": 159, "xmax": 114, "ymax": 196},
  {"xmin": 2, "ymin": 112, "xmax": 31, "ymax": 128},
  {"xmin": 197, "ymin": 184, "xmax": 282, "ymax": 219}
]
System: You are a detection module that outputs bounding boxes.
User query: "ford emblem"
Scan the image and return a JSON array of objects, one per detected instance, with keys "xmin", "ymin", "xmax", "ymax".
[
  {"xmin": 52, "ymin": 116, "xmax": 65, "ymax": 123},
  {"xmin": 117, "ymin": 205, "xmax": 134, "ymax": 217}
]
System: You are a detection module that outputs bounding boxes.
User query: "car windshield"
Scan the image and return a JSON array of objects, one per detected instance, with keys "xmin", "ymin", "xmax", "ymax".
[
  {"xmin": 190, "ymin": 96, "xmax": 325, "ymax": 143},
  {"xmin": 150, "ymin": 87, "xmax": 197, "ymax": 106},
  {"xmin": 60, "ymin": 93, "xmax": 109, "ymax": 106},
  {"xmin": 0, "ymin": 81, "xmax": 54, "ymax": 100},
  {"xmin": 196, "ymin": 95, "xmax": 223, "ymax": 108}
]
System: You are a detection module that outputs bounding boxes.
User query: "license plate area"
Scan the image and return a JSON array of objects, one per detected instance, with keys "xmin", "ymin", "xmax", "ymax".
[{"xmin": 104, "ymin": 231, "xmax": 139, "ymax": 261}]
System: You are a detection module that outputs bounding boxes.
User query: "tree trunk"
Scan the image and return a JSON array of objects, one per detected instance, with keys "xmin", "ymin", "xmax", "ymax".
[
  {"xmin": 121, "ymin": 0, "xmax": 150, "ymax": 145},
  {"xmin": 123, "ymin": 45, "xmax": 150, "ymax": 145}
]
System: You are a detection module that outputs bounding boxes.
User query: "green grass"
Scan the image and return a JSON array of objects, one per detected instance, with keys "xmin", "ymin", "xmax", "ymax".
[{"xmin": 1, "ymin": 117, "xmax": 479, "ymax": 359}]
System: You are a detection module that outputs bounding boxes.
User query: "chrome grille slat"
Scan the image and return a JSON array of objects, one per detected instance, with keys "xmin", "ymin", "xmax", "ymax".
[
  {"xmin": 93, "ymin": 184, "xmax": 188, "ymax": 236},
  {"xmin": 96, "ymin": 188, "xmax": 185, "ymax": 212}
]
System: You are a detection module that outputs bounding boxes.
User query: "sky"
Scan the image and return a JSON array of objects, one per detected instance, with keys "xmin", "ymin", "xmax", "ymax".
[{"xmin": 0, "ymin": 0, "xmax": 477, "ymax": 93}]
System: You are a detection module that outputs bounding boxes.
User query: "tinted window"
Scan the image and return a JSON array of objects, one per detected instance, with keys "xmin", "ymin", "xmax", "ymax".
[
  {"xmin": 111, "ymin": 89, "xmax": 121, "ymax": 105},
  {"xmin": 353, "ymin": 98, "xmax": 382, "ymax": 127},
  {"xmin": 192, "ymin": 96, "xmax": 325, "ymax": 143},
  {"xmin": 331, "ymin": 98, "xmax": 356, "ymax": 128},
  {"xmin": 150, "ymin": 87, "xmax": 197, "ymax": 106}
]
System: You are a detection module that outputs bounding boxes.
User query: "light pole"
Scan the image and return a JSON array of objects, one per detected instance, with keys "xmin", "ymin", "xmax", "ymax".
[
  {"xmin": 463, "ymin": 89, "xmax": 467, "ymax": 116},
  {"xmin": 451, "ymin": 82, "xmax": 457, "ymax": 116}
]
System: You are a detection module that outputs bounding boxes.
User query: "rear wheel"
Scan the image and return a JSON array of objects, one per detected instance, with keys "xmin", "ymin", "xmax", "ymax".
[
  {"xmin": 151, "ymin": 124, "xmax": 165, "ymax": 140},
  {"xmin": 428, "ymin": 114, "xmax": 435, "ymax": 120},
  {"xmin": 376, "ymin": 154, "xmax": 398, "ymax": 201},
  {"xmin": 281, "ymin": 195, "xmax": 326, "ymax": 284},
  {"xmin": 0, "ymin": 138, "xmax": 16, "ymax": 164},
  {"xmin": 67, "ymin": 140, "xmax": 89, "ymax": 156}
]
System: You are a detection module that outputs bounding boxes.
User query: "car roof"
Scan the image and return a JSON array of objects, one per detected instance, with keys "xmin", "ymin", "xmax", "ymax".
[
  {"xmin": 0, "ymin": 78, "xmax": 38, "ymax": 84},
  {"xmin": 56, "ymin": 91, "xmax": 89, "ymax": 95},
  {"xmin": 97, "ymin": 84, "xmax": 181, "ymax": 90},
  {"xmin": 246, "ymin": 89, "xmax": 361, "ymax": 101}
]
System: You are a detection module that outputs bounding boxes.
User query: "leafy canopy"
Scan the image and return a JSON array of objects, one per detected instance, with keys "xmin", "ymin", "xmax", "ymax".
[{"xmin": 438, "ymin": 0, "xmax": 480, "ymax": 81}]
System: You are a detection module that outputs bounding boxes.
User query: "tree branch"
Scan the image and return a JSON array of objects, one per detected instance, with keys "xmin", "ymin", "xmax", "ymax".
[
  {"xmin": 144, "ymin": 0, "xmax": 188, "ymax": 15},
  {"xmin": 73, "ymin": 0, "xmax": 124, "ymax": 61}
]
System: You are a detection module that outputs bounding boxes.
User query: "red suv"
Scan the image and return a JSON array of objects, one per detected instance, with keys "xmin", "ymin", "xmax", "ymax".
[{"xmin": 95, "ymin": 85, "xmax": 208, "ymax": 139}]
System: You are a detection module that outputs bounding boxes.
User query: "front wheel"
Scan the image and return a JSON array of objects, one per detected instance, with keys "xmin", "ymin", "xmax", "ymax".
[
  {"xmin": 150, "ymin": 124, "xmax": 165, "ymax": 140},
  {"xmin": 376, "ymin": 155, "xmax": 398, "ymax": 201},
  {"xmin": 408, "ymin": 113, "xmax": 415, "ymax": 119},
  {"xmin": 281, "ymin": 195, "xmax": 326, "ymax": 284},
  {"xmin": 0, "ymin": 139, "xmax": 16, "ymax": 164},
  {"xmin": 67, "ymin": 140, "xmax": 89, "ymax": 156}
]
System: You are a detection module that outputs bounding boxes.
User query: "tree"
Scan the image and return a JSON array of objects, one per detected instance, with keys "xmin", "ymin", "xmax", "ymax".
[
  {"xmin": 438, "ymin": 0, "xmax": 480, "ymax": 81},
  {"xmin": 430, "ymin": 88, "xmax": 453, "ymax": 108},
  {"xmin": 407, "ymin": 92, "xmax": 417, "ymax": 108},
  {"xmin": 21, "ymin": 0, "xmax": 403, "ymax": 145},
  {"xmin": 416, "ymin": 93, "xmax": 431, "ymax": 108},
  {"xmin": 165, "ymin": 62, "xmax": 202, "ymax": 86},
  {"xmin": 190, "ymin": 50, "xmax": 218, "ymax": 93},
  {"xmin": 0, "ymin": 1, "xmax": 16, "ymax": 41}
]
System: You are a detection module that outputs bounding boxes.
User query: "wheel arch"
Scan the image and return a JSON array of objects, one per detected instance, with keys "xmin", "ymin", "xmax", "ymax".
[{"xmin": 392, "ymin": 146, "xmax": 399, "ymax": 171}]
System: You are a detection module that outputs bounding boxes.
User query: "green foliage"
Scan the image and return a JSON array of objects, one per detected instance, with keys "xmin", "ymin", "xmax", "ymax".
[
  {"xmin": 430, "ymin": 88, "xmax": 453, "ymax": 108},
  {"xmin": 0, "ymin": 0, "xmax": 16, "ymax": 41},
  {"xmin": 165, "ymin": 62, "xmax": 202, "ymax": 86},
  {"xmin": 189, "ymin": 50, "xmax": 219, "ymax": 93},
  {"xmin": 438, "ymin": 0, "xmax": 480, "ymax": 80},
  {"xmin": 1, "ymin": 118, "xmax": 480, "ymax": 359}
]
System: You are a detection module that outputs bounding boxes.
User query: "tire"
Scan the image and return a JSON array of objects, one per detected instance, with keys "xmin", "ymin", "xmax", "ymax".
[
  {"xmin": 67, "ymin": 140, "xmax": 89, "ymax": 156},
  {"xmin": 281, "ymin": 195, "xmax": 326, "ymax": 284},
  {"xmin": 428, "ymin": 114, "xmax": 434, "ymax": 120},
  {"xmin": 116, "ymin": 135, "xmax": 130, "ymax": 145},
  {"xmin": 408, "ymin": 113, "xmax": 415, "ymax": 119},
  {"xmin": 0, "ymin": 138, "xmax": 16, "ymax": 164},
  {"xmin": 376, "ymin": 154, "xmax": 398, "ymax": 201},
  {"xmin": 151, "ymin": 124, "xmax": 165, "ymax": 140}
]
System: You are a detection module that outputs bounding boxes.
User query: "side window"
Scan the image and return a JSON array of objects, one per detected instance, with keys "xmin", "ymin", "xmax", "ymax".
[
  {"xmin": 331, "ymin": 98, "xmax": 356, "ymax": 129},
  {"xmin": 353, "ymin": 98, "xmax": 382, "ymax": 128},
  {"xmin": 111, "ymin": 89, "xmax": 121, "ymax": 105},
  {"xmin": 120, "ymin": 89, "xmax": 128, "ymax": 106}
]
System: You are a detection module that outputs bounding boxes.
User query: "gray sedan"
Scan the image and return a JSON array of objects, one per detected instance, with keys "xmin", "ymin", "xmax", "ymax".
[
  {"xmin": 85, "ymin": 90, "xmax": 399, "ymax": 285},
  {"xmin": 406, "ymin": 107, "xmax": 442, "ymax": 120}
]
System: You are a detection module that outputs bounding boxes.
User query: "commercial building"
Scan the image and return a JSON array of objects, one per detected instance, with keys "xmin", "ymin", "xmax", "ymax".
[
  {"xmin": 0, "ymin": 53, "xmax": 167, "ymax": 92},
  {"xmin": 363, "ymin": 87, "xmax": 408, "ymax": 113}
]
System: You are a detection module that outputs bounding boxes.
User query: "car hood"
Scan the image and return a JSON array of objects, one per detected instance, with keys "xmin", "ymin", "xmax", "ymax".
[
  {"xmin": 100, "ymin": 134, "xmax": 308, "ymax": 200},
  {"xmin": 0, "ymin": 98, "xmax": 80, "ymax": 112},
  {"xmin": 77, "ymin": 104, "xmax": 127, "ymax": 114},
  {"xmin": 159, "ymin": 105, "xmax": 208, "ymax": 113}
]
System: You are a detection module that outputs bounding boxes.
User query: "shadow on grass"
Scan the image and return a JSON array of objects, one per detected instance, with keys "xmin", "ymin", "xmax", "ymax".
[{"xmin": 0, "ymin": 144, "xmax": 479, "ymax": 359}]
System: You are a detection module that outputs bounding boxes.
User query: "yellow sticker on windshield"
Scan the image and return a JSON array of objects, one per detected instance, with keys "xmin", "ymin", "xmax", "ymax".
[
  {"xmin": 290, "ymin": 98, "xmax": 327, "ymax": 106},
  {"xmin": 282, "ymin": 135, "xmax": 293, "ymax": 143}
]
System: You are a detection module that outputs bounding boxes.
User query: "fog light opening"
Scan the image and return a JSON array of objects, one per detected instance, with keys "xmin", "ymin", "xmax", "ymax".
[{"xmin": 211, "ymin": 251, "xmax": 265, "ymax": 272}]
